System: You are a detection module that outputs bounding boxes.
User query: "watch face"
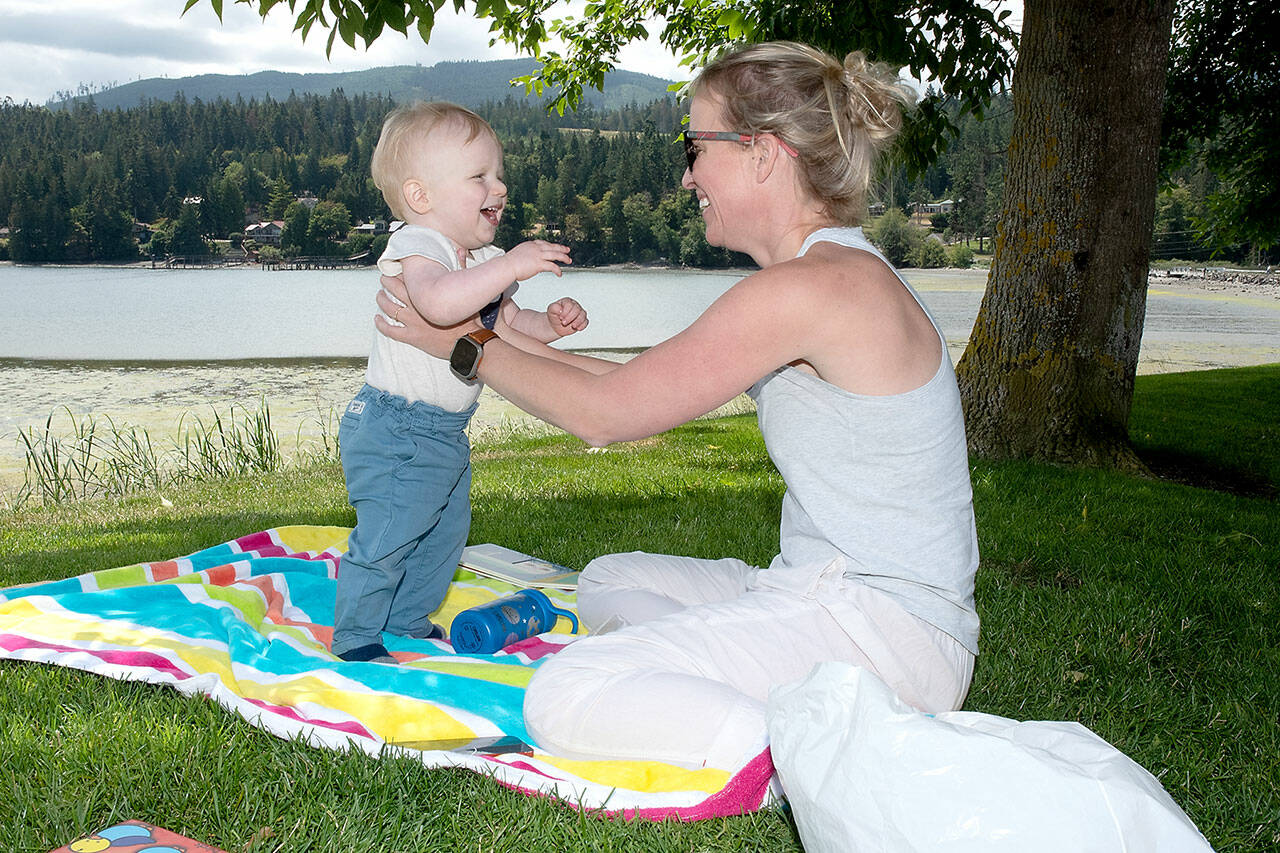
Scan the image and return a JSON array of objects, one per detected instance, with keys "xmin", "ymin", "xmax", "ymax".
[{"xmin": 450, "ymin": 336, "xmax": 482, "ymax": 380}]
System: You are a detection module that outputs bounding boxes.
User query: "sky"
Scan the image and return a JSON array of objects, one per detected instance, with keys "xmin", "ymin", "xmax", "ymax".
[{"xmin": 0, "ymin": 0, "xmax": 691, "ymax": 105}]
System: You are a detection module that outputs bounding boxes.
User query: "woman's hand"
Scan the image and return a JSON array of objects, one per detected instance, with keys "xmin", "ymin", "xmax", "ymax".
[{"xmin": 374, "ymin": 274, "xmax": 480, "ymax": 359}]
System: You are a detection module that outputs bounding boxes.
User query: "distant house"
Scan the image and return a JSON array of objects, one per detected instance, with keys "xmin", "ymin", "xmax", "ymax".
[
  {"xmin": 296, "ymin": 194, "xmax": 320, "ymax": 210},
  {"xmin": 245, "ymin": 221, "xmax": 285, "ymax": 245},
  {"xmin": 353, "ymin": 220, "xmax": 390, "ymax": 236},
  {"xmin": 868, "ymin": 201, "xmax": 887, "ymax": 217},
  {"xmin": 133, "ymin": 222, "xmax": 153, "ymax": 243},
  {"xmin": 913, "ymin": 199, "xmax": 955, "ymax": 215}
]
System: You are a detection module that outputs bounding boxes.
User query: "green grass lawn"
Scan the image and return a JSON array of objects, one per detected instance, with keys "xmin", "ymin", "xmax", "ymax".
[{"xmin": 2, "ymin": 365, "xmax": 1277, "ymax": 852}]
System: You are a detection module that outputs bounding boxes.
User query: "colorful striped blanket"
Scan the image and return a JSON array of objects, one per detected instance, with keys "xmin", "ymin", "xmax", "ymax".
[{"xmin": 0, "ymin": 526, "xmax": 776, "ymax": 819}]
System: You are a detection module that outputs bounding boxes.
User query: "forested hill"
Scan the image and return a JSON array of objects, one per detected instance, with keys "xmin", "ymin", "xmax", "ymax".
[{"xmin": 52, "ymin": 59, "xmax": 675, "ymax": 112}]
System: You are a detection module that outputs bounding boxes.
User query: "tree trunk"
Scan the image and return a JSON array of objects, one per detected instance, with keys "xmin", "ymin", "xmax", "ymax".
[{"xmin": 956, "ymin": 0, "xmax": 1175, "ymax": 469}]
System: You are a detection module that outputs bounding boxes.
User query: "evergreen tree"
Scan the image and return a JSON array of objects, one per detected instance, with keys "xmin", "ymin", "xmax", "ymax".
[
  {"xmin": 621, "ymin": 193, "xmax": 657, "ymax": 261},
  {"xmin": 280, "ymin": 201, "xmax": 312, "ymax": 255},
  {"xmin": 267, "ymin": 179, "xmax": 295, "ymax": 220},
  {"xmin": 170, "ymin": 202, "xmax": 210, "ymax": 256},
  {"xmin": 74, "ymin": 187, "xmax": 137, "ymax": 261}
]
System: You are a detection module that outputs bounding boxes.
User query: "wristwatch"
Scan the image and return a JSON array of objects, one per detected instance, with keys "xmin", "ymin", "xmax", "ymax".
[{"xmin": 449, "ymin": 328, "xmax": 499, "ymax": 381}]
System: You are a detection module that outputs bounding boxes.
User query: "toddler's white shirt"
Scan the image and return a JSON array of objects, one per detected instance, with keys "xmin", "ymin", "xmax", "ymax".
[{"xmin": 367, "ymin": 224, "xmax": 511, "ymax": 411}]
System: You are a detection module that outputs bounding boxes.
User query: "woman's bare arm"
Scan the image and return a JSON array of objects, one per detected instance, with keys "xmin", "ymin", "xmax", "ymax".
[{"xmin": 378, "ymin": 264, "xmax": 815, "ymax": 445}]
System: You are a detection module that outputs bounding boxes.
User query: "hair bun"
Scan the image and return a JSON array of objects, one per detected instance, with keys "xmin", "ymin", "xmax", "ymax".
[{"xmin": 840, "ymin": 50, "xmax": 914, "ymax": 139}]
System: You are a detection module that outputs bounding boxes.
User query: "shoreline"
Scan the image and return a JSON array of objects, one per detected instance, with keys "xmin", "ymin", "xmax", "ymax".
[
  {"xmin": 0, "ymin": 258, "xmax": 757, "ymax": 276},
  {"xmin": 3, "ymin": 258, "xmax": 1274, "ymax": 301},
  {"xmin": 1146, "ymin": 268, "xmax": 1280, "ymax": 301}
]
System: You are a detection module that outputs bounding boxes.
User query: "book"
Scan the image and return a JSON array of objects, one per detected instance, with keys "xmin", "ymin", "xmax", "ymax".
[
  {"xmin": 458, "ymin": 543, "xmax": 580, "ymax": 590},
  {"xmin": 48, "ymin": 819, "xmax": 227, "ymax": 852},
  {"xmin": 388, "ymin": 733, "xmax": 534, "ymax": 755}
]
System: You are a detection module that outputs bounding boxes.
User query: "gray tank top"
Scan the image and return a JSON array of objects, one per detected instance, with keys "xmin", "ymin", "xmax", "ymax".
[{"xmin": 748, "ymin": 227, "xmax": 980, "ymax": 654}]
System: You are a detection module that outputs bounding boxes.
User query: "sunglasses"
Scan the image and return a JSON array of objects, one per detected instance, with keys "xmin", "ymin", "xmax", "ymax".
[{"xmin": 682, "ymin": 130, "xmax": 799, "ymax": 172}]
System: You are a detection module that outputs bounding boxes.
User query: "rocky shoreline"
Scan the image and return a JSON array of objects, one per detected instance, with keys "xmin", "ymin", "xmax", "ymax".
[{"xmin": 1149, "ymin": 267, "xmax": 1279, "ymax": 300}]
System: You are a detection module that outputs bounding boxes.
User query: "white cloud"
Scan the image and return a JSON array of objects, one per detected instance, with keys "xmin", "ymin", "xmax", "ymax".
[
  {"xmin": 1, "ymin": 10, "xmax": 229, "ymax": 61},
  {"xmin": 0, "ymin": 0, "xmax": 688, "ymax": 105}
]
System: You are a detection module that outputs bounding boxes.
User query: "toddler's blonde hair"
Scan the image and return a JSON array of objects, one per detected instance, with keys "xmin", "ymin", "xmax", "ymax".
[{"xmin": 370, "ymin": 101, "xmax": 498, "ymax": 220}]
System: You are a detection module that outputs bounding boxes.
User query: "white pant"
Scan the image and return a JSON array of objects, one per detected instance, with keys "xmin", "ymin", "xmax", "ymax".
[{"xmin": 523, "ymin": 551, "xmax": 974, "ymax": 769}]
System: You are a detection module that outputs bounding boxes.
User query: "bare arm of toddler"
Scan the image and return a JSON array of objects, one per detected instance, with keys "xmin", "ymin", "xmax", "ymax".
[
  {"xmin": 502, "ymin": 297, "xmax": 589, "ymax": 343},
  {"xmin": 494, "ymin": 321, "xmax": 619, "ymax": 376},
  {"xmin": 402, "ymin": 240, "xmax": 571, "ymax": 325}
]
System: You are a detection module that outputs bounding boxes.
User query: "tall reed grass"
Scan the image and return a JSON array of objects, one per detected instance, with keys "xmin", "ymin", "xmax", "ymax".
[
  {"xmin": 9, "ymin": 399, "xmax": 338, "ymax": 509},
  {"xmin": 6, "ymin": 395, "xmax": 753, "ymax": 511},
  {"xmin": 175, "ymin": 402, "xmax": 282, "ymax": 480}
]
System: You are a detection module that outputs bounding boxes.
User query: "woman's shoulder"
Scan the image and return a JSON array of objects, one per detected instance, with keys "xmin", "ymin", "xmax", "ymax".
[
  {"xmin": 799, "ymin": 237, "xmax": 894, "ymax": 273},
  {"xmin": 751, "ymin": 241, "xmax": 898, "ymax": 305}
]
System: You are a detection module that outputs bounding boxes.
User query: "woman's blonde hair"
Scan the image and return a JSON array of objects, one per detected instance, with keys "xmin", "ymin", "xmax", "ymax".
[
  {"xmin": 691, "ymin": 41, "xmax": 915, "ymax": 225},
  {"xmin": 370, "ymin": 101, "xmax": 498, "ymax": 220}
]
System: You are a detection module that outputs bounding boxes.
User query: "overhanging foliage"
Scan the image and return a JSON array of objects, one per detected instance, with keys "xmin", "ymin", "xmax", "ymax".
[{"xmin": 196, "ymin": 0, "xmax": 1017, "ymax": 173}]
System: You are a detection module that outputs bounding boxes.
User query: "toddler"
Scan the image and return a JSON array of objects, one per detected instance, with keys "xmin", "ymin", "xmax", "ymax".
[{"xmin": 334, "ymin": 101, "xmax": 585, "ymax": 663}]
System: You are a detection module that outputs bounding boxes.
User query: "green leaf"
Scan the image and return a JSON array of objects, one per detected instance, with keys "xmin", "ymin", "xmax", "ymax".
[
  {"xmin": 715, "ymin": 9, "xmax": 747, "ymax": 40},
  {"xmin": 338, "ymin": 15, "xmax": 358, "ymax": 48},
  {"xmin": 415, "ymin": 3, "xmax": 436, "ymax": 42},
  {"xmin": 365, "ymin": 10, "xmax": 386, "ymax": 42},
  {"xmin": 382, "ymin": 0, "xmax": 407, "ymax": 33},
  {"xmin": 344, "ymin": 0, "xmax": 366, "ymax": 29}
]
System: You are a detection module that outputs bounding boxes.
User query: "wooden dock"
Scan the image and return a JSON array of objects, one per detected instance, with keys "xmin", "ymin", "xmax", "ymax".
[
  {"xmin": 261, "ymin": 255, "xmax": 368, "ymax": 271},
  {"xmin": 156, "ymin": 255, "xmax": 253, "ymax": 269}
]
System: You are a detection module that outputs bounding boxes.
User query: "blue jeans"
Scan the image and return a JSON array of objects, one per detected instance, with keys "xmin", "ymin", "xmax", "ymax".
[{"xmin": 333, "ymin": 384, "xmax": 475, "ymax": 656}]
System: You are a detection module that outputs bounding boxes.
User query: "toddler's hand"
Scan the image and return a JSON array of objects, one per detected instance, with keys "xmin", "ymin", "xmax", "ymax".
[
  {"xmin": 547, "ymin": 297, "xmax": 589, "ymax": 337},
  {"xmin": 503, "ymin": 240, "xmax": 572, "ymax": 281}
]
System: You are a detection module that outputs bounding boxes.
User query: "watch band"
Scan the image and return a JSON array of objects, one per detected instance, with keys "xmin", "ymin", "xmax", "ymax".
[{"xmin": 465, "ymin": 328, "xmax": 499, "ymax": 347}]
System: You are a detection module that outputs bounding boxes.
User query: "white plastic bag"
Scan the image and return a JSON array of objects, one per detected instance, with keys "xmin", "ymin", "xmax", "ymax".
[{"xmin": 766, "ymin": 663, "xmax": 1213, "ymax": 852}]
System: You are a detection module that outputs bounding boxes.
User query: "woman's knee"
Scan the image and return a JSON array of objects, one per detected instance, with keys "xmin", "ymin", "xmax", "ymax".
[
  {"xmin": 576, "ymin": 552, "xmax": 669, "ymax": 632},
  {"xmin": 523, "ymin": 641, "xmax": 623, "ymax": 752},
  {"xmin": 579, "ymin": 551, "xmax": 645, "ymax": 589},
  {"xmin": 576, "ymin": 551, "xmax": 758, "ymax": 634}
]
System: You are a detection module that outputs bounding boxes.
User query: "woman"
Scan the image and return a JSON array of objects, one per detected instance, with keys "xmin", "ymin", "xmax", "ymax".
[{"xmin": 377, "ymin": 41, "xmax": 979, "ymax": 771}]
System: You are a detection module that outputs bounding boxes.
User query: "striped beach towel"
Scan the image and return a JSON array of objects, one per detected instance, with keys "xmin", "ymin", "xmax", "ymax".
[{"xmin": 0, "ymin": 526, "xmax": 776, "ymax": 819}]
